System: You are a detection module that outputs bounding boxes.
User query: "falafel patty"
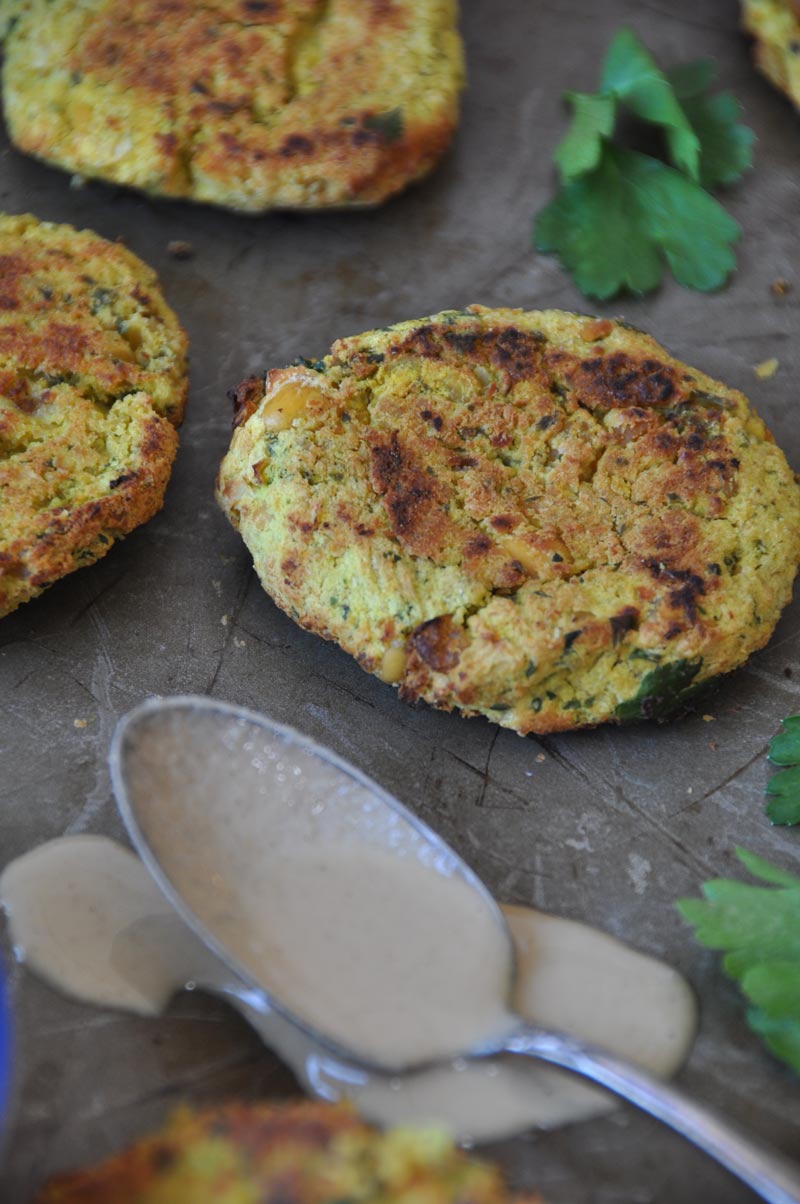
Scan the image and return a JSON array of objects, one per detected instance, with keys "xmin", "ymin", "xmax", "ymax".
[
  {"xmin": 217, "ymin": 306, "xmax": 800, "ymax": 735},
  {"xmin": 34, "ymin": 1099, "xmax": 544, "ymax": 1204},
  {"xmin": 742, "ymin": 0, "xmax": 800, "ymax": 107},
  {"xmin": 0, "ymin": 212, "xmax": 188, "ymax": 618},
  {"xmin": 0, "ymin": 0, "xmax": 464, "ymax": 212}
]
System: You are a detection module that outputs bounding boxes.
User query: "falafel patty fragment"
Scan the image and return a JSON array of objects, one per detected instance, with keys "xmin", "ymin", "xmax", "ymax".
[
  {"xmin": 217, "ymin": 306, "xmax": 800, "ymax": 735},
  {"xmin": 0, "ymin": 0, "xmax": 464, "ymax": 212},
  {"xmin": 34, "ymin": 1100, "xmax": 544, "ymax": 1204},
  {"xmin": 742, "ymin": 0, "xmax": 800, "ymax": 108},
  {"xmin": 0, "ymin": 212, "xmax": 188, "ymax": 618}
]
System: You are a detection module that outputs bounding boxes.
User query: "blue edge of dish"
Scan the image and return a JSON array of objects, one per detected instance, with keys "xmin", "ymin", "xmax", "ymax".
[{"xmin": 0, "ymin": 961, "xmax": 10, "ymax": 1127}]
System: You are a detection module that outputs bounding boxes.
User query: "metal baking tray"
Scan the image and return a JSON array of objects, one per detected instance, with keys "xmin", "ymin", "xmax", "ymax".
[{"xmin": 1, "ymin": 2, "xmax": 798, "ymax": 1200}]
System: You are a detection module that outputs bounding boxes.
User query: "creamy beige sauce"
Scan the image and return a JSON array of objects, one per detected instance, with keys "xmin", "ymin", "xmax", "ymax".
[
  {"xmin": 120, "ymin": 708, "xmax": 517, "ymax": 1068},
  {"xmin": 186, "ymin": 843, "xmax": 515, "ymax": 1066},
  {"xmin": 0, "ymin": 834, "xmax": 697, "ymax": 1141},
  {"xmin": 0, "ymin": 836, "xmax": 208, "ymax": 1015},
  {"xmin": 0, "ymin": 700, "xmax": 697, "ymax": 1140},
  {"xmin": 340, "ymin": 904, "xmax": 697, "ymax": 1139}
]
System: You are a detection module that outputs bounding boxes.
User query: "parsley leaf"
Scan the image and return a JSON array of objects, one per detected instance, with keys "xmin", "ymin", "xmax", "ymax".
[
  {"xmin": 747, "ymin": 1006, "xmax": 800, "ymax": 1076},
  {"xmin": 536, "ymin": 148, "xmax": 660, "ymax": 298},
  {"xmin": 554, "ymin": 92, "xmax": 615, "ymax": 182},
  {"xmin": 666, "ymin": 59, "xmax": 716, "ymax": 98},
  {"xmin": 667, "ymin": 63, "xmax": 755, "ymax": 189},
  {"xmin": 535, "ymin": 146, "xmax": 739, "ymax": 300},
  {"xmin": 766, "ymin": 714, "xmax": 800, "ymax": 825},
  {"xmin": 600, "ymin": 28, "xmax": 700, "ymax": 181},
  {"xmin": 677, "ymin": 849, "xmax": 800, "ymax": 1074},
  {"xmin": 534, "ymin": 29, "xmax": 753, "ymax": 299}
]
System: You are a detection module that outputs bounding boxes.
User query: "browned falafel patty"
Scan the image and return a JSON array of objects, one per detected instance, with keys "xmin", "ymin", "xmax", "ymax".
[
  {"xmin": 217, "ymin": 306, "xmax": 800, "ymax": 735},
  {"xmin": 741, "ymin": 0, "xmax": 800, "ymax": 108},
  {"xmin": 0, "ymin": 213, "xmax": 187, "ymax": 618},
  {"xmin": 1, "ymin": 0, "xmax": 464, "ymax": 212},
  {"xmin": 33, "ymin": 1099, "xmax": 544, "ymax": 1204}
]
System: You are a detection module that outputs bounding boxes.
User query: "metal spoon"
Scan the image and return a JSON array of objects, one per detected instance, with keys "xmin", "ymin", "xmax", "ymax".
[{"xmin": 110, "ymin": 695, "xmax": 800, "ymax": 1204}]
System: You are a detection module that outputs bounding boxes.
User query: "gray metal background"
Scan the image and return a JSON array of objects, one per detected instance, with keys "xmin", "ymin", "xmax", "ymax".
[{"xmin": 1, "ymin": 1, "xmax": 799, "ymax": 1200}]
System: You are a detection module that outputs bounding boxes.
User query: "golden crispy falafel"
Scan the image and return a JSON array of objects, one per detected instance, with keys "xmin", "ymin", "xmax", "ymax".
[
  {"xmin": 742, "ymin": 0, "xmax": 800, "ymax": 107},
  {"xmin": 217, "ymin": 306, "xmax": 800, "ymax": 735},
  {"xmin": 1, "ymin": 0, "xmax": 464, "ymax": 212},
  {"xmin": 33, "ymin": 1099, "xmax": 544, "ymax": 1204},
  {"xmin": 0, "ymin": 213, "xmax": 187, "ymax": 618}
]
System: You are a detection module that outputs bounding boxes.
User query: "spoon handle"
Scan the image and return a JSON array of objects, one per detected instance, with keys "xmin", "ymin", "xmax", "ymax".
[{"xmin": 503, "ymin": 1028, "xmax": 800, "ymax": 1204}]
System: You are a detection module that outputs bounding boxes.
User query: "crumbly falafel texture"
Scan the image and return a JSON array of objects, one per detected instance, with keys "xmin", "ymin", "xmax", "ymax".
[
  {"xmin": 0, "ymin": 0, "xmax": 464, "ymax": 212},
  {"xmin": 33, "ymin": 1099, "xmax": 544, "ymax": 1204},
  {"xmin": 217, "ymin": 306, "xmax": 800, "ymax": 735},
  {"xmin": 742, "ymin": 0, "xmax": 800, "ymax": 107},
  {"xmin": 0, "ymin": 212, "xmax": 187, "ymax": 618}
]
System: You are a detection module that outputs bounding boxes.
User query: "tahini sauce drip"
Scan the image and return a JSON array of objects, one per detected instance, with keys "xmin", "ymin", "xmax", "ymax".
[{"xmin": 1, "ymin": 832, "xmax": 696, "ymax": 1141}]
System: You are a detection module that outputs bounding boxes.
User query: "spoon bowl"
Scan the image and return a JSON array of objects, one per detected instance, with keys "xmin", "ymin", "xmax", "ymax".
[
  {"xmin": 111, "ymin": 695, "xmax": 517, "ymax": 1072},
  {"xmin": 111, "ymin": 696, "xmax": 800, "ymax": 1204}
]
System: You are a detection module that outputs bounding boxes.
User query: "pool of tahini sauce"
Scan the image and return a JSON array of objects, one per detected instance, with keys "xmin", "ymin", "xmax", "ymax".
[{"xmin": 0, "ymin": 709, "xmax": 697, "ymax": 1141}]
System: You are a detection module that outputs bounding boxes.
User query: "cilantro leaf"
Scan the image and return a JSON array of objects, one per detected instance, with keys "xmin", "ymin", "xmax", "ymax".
[
  {"xmin": 766, "ymin": 714, "xmax": 800, "ymax": 825},
  {"xmin": 666, "ymin": 59, "xmax": 716, "ymax": 100},
  {"xmin": 678, "ymin": 881, "xmax": 800, "ymax": 979},
  {"xmin": 639, "ymin": 151, "xmax": 741, "ymax": 288},
  {"xmin": 534, "ymin": 30, "xmax": 753, "ymax": 298},
  {"xmin": 554, "ymin": 92, "xmax": 616, "ymax": 182},
  {"xmin": 601, "ymin": 28, "xmax": 700, "ymax": 180},
  {"xmin": 536, "ymin": 148, "xmax": 660, "ymax": 299},
  {"xmin": 677, "ymin": 850, "xmax": 800, "ymax": 1074},
  {"xmin": 677, "ymin": 91, "xmax": 754, "ymax": 190},
  {"xmin": 743, "ymin": 961, "xmax": 800, "ymax": 1018},
  {"xmin": 534, "ymin": 146, "xmax": 739, "ymax": 300},
  {"xmin": 746, "ymin": 1009, "xmax": 800, "ymax": 1074},
  {"xmin": 735, "ymin": 845, "xmax": 800, "ymax": 887},
  {"xmin": 768, "ymin": 714, "xmax": 800, "ymax": 765},
  {"xmin": 766, "ymin": 768, "xmax": 800, "ymax": 825},
  {"xmin": 666, "ymin": 61, "xmax": 754, "ymax": 189}
]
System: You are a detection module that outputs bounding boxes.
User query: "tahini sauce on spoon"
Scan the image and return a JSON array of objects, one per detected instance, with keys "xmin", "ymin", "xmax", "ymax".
[
  {"xmin": 0, "ymin": 834, "xmax": 696, "ymax": 1141},
  {"xmin": 118, "ymin": 707, "xmax": 518, "ymax": 1069}
]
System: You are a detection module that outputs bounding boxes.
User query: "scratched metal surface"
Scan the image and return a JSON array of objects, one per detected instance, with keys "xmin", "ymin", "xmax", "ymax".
[{"xmin": 1, "ymin": 1, "xmax": 799, "ymax": 1200}]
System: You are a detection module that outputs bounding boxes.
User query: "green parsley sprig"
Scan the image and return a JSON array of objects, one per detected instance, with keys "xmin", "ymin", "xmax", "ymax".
[
  {"xmin": 678, "ymin": 849, "xmax": 800, "ymax": 1074},
  {"xmin": 766, "ymin": 714, "xmax": 800, "ymax": 826},
  {"xmin": 534, "ymin": 29, "xmax": 754, "ymax": 300}
]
